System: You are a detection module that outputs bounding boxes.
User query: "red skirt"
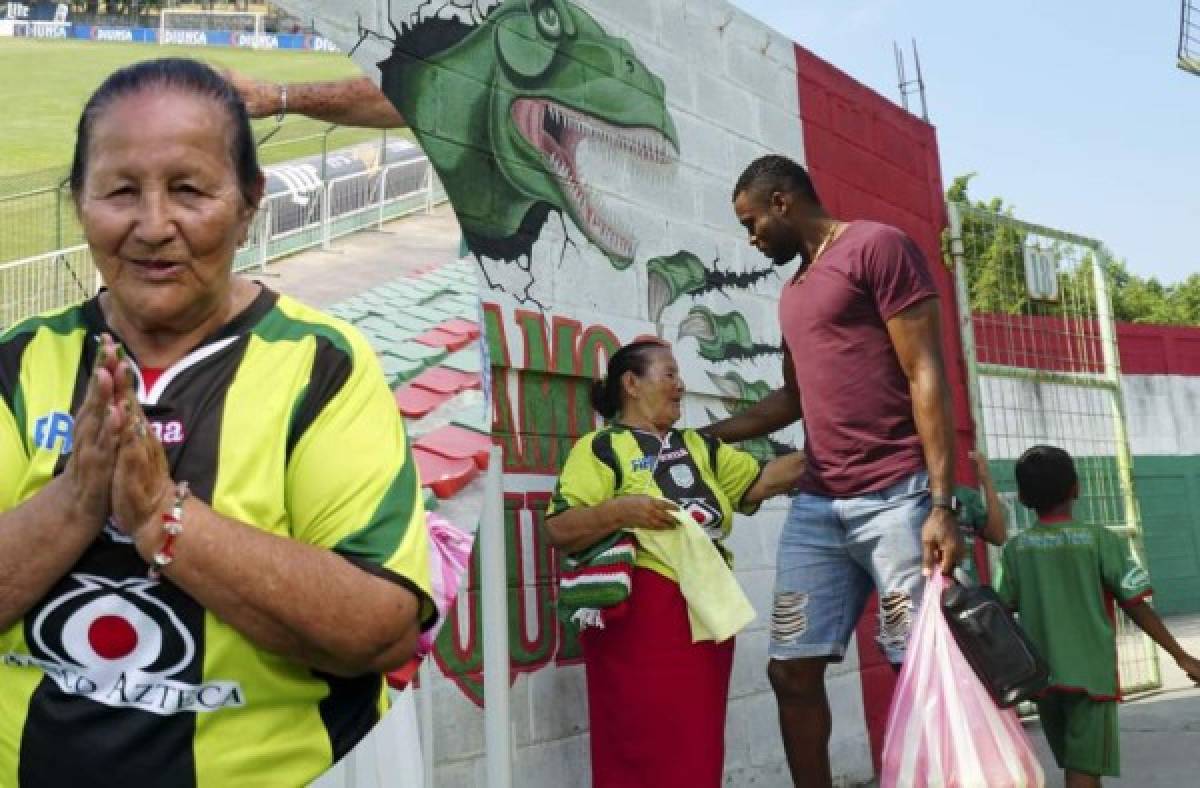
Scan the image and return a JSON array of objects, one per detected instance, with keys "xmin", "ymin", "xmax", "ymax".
[{"xmin": 580, "ymin": 568, "xmax": 736, "ymax": 788}]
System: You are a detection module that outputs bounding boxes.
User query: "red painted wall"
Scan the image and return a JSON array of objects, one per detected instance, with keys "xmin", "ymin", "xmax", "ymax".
[
  {"xmin": 792, "ymin": 43, "xmax": 1200, "ymax": 778},
  {"xmin": 969, "ymin": 314, "xmax": 1200, "ymax": 377},
  {"xmin": 1118, "ymin": 323, "xmax": 1200, "ymax": 376},
  {"xmin": 973, "ymin": 314, "xmax": 1105, "ymax": 374},
  {"xmin": 793, "ymin": 45, "xmax": 974, "ymax": 774}
]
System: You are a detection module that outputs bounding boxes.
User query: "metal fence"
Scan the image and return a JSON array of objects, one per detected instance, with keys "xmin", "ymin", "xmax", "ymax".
[
  {"xmin": 0, "ymin": 244, "xmax": 96, "ymax": 330},
  {"xmin": 1, "ymin": 156, "xmax": 445, "ymax": 332},
  {"xmin": 0, "ymin": 168, "xmax": 77, "ymax": 265},
  {"xmin": 946, "ymin": 201, "xmax": 1161, "ymax": 696},
  {"xmin": 1180, "ymin": 0, "xmax": 1200, "ymax": 75},
  {"xmin": 0, "ymin": 121, "xmax": 398, "ymax": 267}
]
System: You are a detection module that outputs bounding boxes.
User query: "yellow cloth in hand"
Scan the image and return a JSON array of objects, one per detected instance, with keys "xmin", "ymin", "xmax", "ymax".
[{"xmin": 634, "ymin": 510, "xmax": 756, "ymax": 643}]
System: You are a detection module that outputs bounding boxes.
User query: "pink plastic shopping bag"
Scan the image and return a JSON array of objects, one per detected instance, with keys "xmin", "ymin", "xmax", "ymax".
[
  {"xmin": 880, "ymin": 572, "xmax": 1044, "ymax": 788},
  {"xmin": 417, "ymin": 512, "xmax": 474, "ymax": 658},
  {"xmin": 387, "ymin": 512, "xmax": 474, "ymax": 691}
]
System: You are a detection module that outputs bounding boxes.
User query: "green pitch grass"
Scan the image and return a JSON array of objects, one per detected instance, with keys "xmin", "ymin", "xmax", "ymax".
[
  {"xmin": 0, "ymin": 37, "xmax": 372, "ymax": 176},
  {"xmin": 0, "ymin": 38, "xmax": 395, "ymax": 262}
]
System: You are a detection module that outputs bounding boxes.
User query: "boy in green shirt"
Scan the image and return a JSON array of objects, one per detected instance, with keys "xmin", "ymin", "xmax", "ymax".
[{"xmin": 995, "ymin": 445, "xmax": 1200, "ymax": 787}]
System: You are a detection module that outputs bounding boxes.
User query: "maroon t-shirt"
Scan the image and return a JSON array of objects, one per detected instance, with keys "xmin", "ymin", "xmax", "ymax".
[{"xmin": 779, "ymin": 221, "xmax": 938, "ymax": 497}]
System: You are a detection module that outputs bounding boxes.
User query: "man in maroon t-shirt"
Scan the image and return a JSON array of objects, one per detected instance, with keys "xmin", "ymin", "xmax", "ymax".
[{"xmin": 706, "ymin": 155, "xmax": 962, "ymax": 786}]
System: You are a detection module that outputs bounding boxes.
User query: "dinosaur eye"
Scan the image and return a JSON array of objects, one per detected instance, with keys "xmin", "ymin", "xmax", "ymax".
[{"xmin": 537, "ymin": 7, "xmax": 562, "ymax": 38}]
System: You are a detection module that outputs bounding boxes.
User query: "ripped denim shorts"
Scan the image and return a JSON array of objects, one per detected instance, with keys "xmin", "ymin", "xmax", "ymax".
[{"xmin": 768, "ymin": 470, "xmax": 930, "ymax": 664}]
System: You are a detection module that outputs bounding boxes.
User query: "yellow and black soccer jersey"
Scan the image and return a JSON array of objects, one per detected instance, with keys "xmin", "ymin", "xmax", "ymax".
[
  {"xmin": 0, "ymin": 288, "xmax": 436, "ymax": 788},
  {"xmin": 547, "ymin": 425, "xmax": 762, "ymax": 579}
]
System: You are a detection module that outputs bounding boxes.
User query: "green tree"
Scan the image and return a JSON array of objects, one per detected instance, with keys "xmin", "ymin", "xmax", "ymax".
[
  {"xmin": 947, "ymin": 176, "xmax": 1199, "ymax": 327},
  {"xmin": 945, "ymin": 173, "xmax": 1032, "ymax": 316}
]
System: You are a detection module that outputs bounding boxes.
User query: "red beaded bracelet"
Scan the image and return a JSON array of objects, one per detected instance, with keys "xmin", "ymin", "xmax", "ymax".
[{"xmin": 148, "ymin": 481, "xmax": 189, "ymax": 580}]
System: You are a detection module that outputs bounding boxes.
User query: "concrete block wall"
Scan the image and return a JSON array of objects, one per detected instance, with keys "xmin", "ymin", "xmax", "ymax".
[
  {"xmin": 469, "ymin": 2, "xmax": 811, "ymax": 781},
  {"xmin": 273, "ymin": 1, "xmax": 957, "ymax": 784},
  {"xmin": 793, "ymin": 45, "xmax": 971, "ymax": 769},
  {"xmin": 1115, "ymin": 324, "xmax": 1200, "ymax": 616},
  {"xmin": 272, "ymin": 6, "xmax": 1200, "ymax": 782}
]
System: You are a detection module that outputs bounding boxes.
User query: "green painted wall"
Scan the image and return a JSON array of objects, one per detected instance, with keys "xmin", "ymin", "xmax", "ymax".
[
  {"xmin": 1131, "ymin": 455, "xmax": 1200, "ymax": 615},
  {"xmin": 981, "ymin": 456, "xmax": 1200, "ymax": 615}
]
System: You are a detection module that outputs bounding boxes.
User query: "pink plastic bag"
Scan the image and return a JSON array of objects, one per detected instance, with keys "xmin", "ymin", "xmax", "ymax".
[
  {"xmin": 417, "ymin": 512, "xmax": 474, "ymax": 658},
  {"xmin": 387, "ymin": 513, "xmax": 474, "ymax": 691},
  {"xmin": 881, "ymin": 572, "xmax": 1045, "ymax": 788}
]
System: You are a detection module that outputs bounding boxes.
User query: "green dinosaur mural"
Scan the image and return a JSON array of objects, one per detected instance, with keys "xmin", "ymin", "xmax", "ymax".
[
  {"xmin": 729, "ymin": 435, "xmax": 780, "ymax": 464},
  {"xmin": 702, "ymin": 371, "xmax": 796, "ymax": 462},
  {"xmin": 379, "ymin": 0, "xmax": 679, "ymax": 267},
  {"xmin": 706, "ymin": 370, "xmax": 773, "ymax": 409},
  {"xmin": 677, "ymin": 305, "xmax": 783, "ymax": 363},
  {"xmin": 648, "ymin": 250, "xmax": 780, "ymax": 321},
  {"xmin": 648, "ymin": 251, "xmax": 708, "ymax": 321}
]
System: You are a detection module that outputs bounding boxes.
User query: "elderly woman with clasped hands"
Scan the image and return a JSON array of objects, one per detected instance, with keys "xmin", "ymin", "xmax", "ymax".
[{"xmin": 0, "ymin": 59, "xmax": 435, "ymax": 788}]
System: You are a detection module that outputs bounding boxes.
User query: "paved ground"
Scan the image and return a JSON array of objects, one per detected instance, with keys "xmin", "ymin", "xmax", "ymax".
[
  {"xmin": 849, "ymin": 615, "xmax": 1200, "ymax": 787},
  {"xmin": 261, "ymin": 204, "xmax": 464, "ymax": 307},
  {"xmin": 1027, "ymin": 614, "xmax": 1200, "ymax": 787},
  {"xmin": 266, "ymin": 211, "xmax": 1200, "ymax": 788}
]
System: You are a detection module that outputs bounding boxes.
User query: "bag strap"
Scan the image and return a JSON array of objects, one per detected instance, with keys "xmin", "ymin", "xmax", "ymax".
[
  {"xmin": 591, "ymin": 429, "xmax": 623, "ymax": 491},
  {"xmin": 689, "ymin": 429, "xmax": 722, "ymax": 477},
  {"xmin": 951, "ymin": 567, "xmax": 978, "ymax": 588}
]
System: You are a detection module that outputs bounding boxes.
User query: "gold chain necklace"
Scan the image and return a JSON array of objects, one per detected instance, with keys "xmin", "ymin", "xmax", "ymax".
[
  {"xmin": 794, "ymin": 221, "xmax": 843, "ymax": 284},
  {"xmin": 812, "ymin": 221, "xmax": 842, "ymax": 263}
]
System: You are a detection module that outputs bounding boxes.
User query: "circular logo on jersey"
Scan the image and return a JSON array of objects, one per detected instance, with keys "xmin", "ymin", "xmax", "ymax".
[
  {"xmin": 15, "ymin": 574, "xmax": 245, "ymax": 715},
  {"xmin": 669, "ymin": 463, "xmax": 696, "ymax": 489},
  {"xmin": 1121, "ymin": 566, "xmax": 1150, "ymax": 594},
  {"xmin": 33, "ymin": 575, "xmax": 194, "ymax": 685},
  {"xmin": 682, "ymin": 500, "xmax": 723, "ymax": 537}
]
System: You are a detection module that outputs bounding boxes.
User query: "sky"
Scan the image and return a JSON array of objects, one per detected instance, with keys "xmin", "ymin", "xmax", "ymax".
[{"xmin": 729, "ymin": 0, "xmax": 1199, "ymax": 285}]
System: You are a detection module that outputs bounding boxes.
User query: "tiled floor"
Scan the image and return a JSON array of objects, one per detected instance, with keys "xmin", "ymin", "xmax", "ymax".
[
  {"xmin": 267, "ymin": 205, "xmax": 488, "ymax": 497},
  {"xmin": 266, "ymin": 206, "xmax": 490, "ymax": 689}
]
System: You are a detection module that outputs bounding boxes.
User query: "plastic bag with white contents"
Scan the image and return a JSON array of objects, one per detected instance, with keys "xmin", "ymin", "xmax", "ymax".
[
  {"xmin": 880, "ymin": 572, "xmax": 1045, "ymax": 788},
  {"xmin": 416, "ymin": 512, "xmax": 474, "ymax": 658}
]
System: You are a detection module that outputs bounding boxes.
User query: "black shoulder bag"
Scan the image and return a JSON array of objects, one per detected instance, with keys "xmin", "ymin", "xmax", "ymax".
[{"xmin": 940, "ymin": 571, "xmax": 1050, "ymax": 708}]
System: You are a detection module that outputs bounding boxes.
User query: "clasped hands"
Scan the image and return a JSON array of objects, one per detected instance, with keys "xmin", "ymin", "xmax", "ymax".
[{"xmin": 65, "ymin": 333, "xmax": 176, "ymax": 558}]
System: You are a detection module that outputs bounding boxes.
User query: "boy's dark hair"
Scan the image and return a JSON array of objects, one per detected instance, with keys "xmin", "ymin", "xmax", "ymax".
[
  {"xmin": 70, "ymin": 58, "xmax": 261, "ymax": 206},
  {"xmin": 1014, "ymin": 445, "xmax": 1078, "ymax": 514},
  {"xmin": 590, "ymin": 340, "xmax": 668, "ymax": 420},
  {"xmin": 732, "ymin": 155, "xmax": 821, "ymax": 205}
]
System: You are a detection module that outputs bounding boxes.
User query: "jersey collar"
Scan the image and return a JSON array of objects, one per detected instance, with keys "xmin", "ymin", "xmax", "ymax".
[{"xmin": 82, "ymin": 286, "xmax": 280, "ymax": 405}]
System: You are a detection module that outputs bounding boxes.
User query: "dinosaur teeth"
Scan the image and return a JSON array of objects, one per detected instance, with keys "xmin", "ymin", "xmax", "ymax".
[
  {"xmin": 549, "ymin": 151, "xmax": 571, "ymax": 180},
  {"xmin": 678, "ymin": 312, "xmax": 717, "ymax": 342},
  {"xmin": 552, "ymin": 102, "xmax": 677, "ymax": 168},
  {"xmin": 648, "ymin": 275, "xmax": 670, "ymax": 322},
  {"xmin": 706, "ymin": 371, "xmax": 743, "ymax": 399},
  {"xmin": 540, "ymin": 100, "xmax": 678, "ymax": 261}
]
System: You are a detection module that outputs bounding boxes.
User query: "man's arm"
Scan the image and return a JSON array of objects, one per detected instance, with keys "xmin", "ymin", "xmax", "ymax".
[
  {"xmin": 1124, "ymin": 601, "xmax": 1200, "ymax": 683},
  {"xmin": 704, "ymin": 347, "xmax": 802, "ymax": 442},
  {"xmin": 224, "ymin": 70, "xmax": 407, "ymax": 129},
  {"xmin": 742, "ymin": 451, "xmax": 807, "ymax": 506},
  {"xmin": 887, "ymin": 298, "xmax": 961, "ymax": 573}
]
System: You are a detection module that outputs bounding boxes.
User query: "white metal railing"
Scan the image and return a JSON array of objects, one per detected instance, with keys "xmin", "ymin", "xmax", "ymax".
[
  {"xmin": 233, "ymin": 156, "xmax": 442, "ymax": 273},
  {"xmin": 0, "ymin": 244, "xmax": 97, "ymax": 329},
  {"xmin": 1, "ymin": 157, "xmax": 446, "ymax": 330}
]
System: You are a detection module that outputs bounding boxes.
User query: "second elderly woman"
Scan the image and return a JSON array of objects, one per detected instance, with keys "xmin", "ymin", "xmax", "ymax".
[{"xmin": 544, "ymin": 339, "xmax": 806, "ymax": 788}]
